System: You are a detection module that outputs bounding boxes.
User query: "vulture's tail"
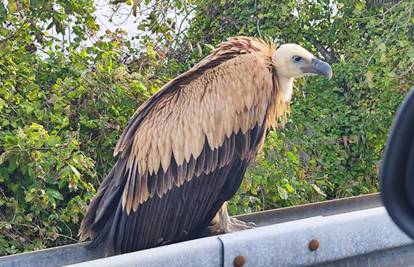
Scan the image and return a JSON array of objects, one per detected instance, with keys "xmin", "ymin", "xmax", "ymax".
[{"xmin": 79, "ymin": 156, "xmax": 128, "ymax": 253}]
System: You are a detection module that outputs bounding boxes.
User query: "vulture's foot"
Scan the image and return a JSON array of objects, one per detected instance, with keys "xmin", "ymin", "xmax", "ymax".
[
  {"xmin": 209, "ymin": 202, "xmax": 256, "ymax": 234},
  {"xmin": 224, "ymin": 217, "xmax": 256, "ymax": 233}
]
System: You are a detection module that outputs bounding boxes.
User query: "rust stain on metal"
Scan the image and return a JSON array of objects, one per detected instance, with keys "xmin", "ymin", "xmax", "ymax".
[
  {"xmin": 309, "ymin": 239, "xmax": 320, "ymax": 251},
  {"xmin": 233, "ymin": 255, "xmax": 246, "ymax": 267}
]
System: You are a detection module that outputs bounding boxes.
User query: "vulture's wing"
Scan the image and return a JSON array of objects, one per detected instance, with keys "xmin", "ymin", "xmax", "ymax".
[{"xmin": 80, "ymin": 44, "xmax": 277, "ymax": 253}]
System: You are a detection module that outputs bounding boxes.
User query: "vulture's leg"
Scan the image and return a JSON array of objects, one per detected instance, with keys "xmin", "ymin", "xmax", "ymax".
[{"xmin": 209, "ymin": 202, "xmax": 256, "ymax": 234}]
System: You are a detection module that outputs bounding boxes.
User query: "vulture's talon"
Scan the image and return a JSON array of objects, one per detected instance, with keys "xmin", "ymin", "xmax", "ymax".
[
  {"xmin": 209, "ymin": 203, "xmax": 256, "ymax": 234},
  {"xmin": 229, "ymin": 217, "xmax": 256, "ymax": 231},
  {"xmin": 209, "ymin": 217, "xmax": 256, "ymax": 234},
  {"xmin": 246, "ymin": 220, "xmax": 257, "ymax": 228}
]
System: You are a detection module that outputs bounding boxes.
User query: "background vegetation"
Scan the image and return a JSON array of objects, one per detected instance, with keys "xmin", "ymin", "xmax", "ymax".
[{"xmin": 0, "ymin": 0, "xmax": 413, "ymax": 255}]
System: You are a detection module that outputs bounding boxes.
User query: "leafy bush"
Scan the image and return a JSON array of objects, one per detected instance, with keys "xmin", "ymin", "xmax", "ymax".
[{"xmin": 0, "ymin": 1, "xmax": 151, "ymax": 254}]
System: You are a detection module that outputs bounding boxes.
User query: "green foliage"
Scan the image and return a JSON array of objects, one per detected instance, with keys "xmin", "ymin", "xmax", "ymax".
[
  {"xmin": 0, "ymin": 1, "xmax": 150, "ymax": 255},
  {"xmin": 1, "ymin": 0, "xmax": 413, "ymax": 255}
]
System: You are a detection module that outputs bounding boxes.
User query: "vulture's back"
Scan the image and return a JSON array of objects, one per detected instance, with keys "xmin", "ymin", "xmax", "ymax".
[{"xmin": 79, "ymin": 37, "xmax": 280, "ymax": 254}]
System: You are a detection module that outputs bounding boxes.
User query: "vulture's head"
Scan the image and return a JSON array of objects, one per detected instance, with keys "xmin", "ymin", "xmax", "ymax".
[{"xmin": 272, "ymin": 44, "xmax": 333, "ymax": 80}]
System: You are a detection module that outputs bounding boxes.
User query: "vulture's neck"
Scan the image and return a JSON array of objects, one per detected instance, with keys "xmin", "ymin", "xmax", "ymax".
[
  {"xmin": 265, "ymin": 75, "xmax": 293, "ymax": 130},
  {"xmin": 277, "ymin": 76, "xmax": 294, "ymax": 103}
]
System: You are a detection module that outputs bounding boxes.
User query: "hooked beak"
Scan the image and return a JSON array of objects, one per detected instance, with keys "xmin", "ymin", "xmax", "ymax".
[{"xmin": 303, "ymin": 58, "xmax": 333, "ymax": 79}]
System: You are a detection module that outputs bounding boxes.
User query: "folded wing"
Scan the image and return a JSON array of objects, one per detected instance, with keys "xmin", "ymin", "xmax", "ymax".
[{"xmin": 80, "ymin": 37, "xmax": 278, "ymax": 254}]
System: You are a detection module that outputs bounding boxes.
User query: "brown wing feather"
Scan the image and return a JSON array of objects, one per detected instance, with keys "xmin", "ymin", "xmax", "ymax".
[
  {"xmin": 117, "ymin": 53, "xmax": 274, "ymax": 212},
  {"xmin": 79, "ymin": 37, "xmax": 285, "ymax": 254}
]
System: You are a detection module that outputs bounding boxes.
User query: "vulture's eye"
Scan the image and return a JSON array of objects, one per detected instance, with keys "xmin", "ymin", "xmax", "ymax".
[{"xmin": 293, "ymin": 56, "xmax": 303, "ymax": 62}]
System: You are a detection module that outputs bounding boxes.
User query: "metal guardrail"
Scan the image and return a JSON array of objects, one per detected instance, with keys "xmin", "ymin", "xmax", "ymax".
[
  {"xmin": 0, "ymin": 242, "xmax": 104, "ymax": 267},
  {"xmin": 64, "ymin": 206, "xmax": 413, "ymax": 267},
  {"xmin": 4, "ymin": 193, "xmax": 412, "ymax": 267}
]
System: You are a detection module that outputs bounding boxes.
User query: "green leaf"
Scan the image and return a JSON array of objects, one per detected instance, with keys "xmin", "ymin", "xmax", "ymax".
[
  {"xmin": 46, "ymin": 189, "xmax": 64, "ymax": 201},
  {"xmin": 69, "ymin": 165, "xmax": 81, "ymax": 178},
  {"xmin": 132, "ymin": 0, "xmax": 139, "ymax": 16},
  {"xmin": 7, "ymin": 1, "xmax": 17, "ymax": 13},
  {"xmin": 378, "ymin": 43, "xmax": 386, "ymax": 52},
  {"xmin": 204, "ymin": 44, "xmax": 215, "ymax": 51},
  {"xmin": 355, "ymin": 2, "xmax": 365, "ymax": 12},
  {"xmin": 47, "ymin": 136, "xmax": 60, "ymax": 147},
  {"xmin": 0, "ymin": 98, "xmax": 5, "ymax": 111},
  {"xmin": 277, "ymin": 187, "xmax": 288, "ymax": 200},
  {"xmin": 0, "ymin": 152, "xmax": 7, "ymax": 165},
  {"xmin": 311, "ymin": 184, "xmax": 327, "ymax": 197},
  {"xmin": 285, "ymin": 184, "xmax": 294, "ymax": 193}
]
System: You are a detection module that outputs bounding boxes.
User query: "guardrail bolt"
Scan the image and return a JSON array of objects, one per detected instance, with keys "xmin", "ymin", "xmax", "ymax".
[
  {"xmin": 234, "ymin": 255, "xmax": 246, "ymax": 267},
  {"xmin": 309, "ymin": 239, "xmax": 319, "ymax": 251}
]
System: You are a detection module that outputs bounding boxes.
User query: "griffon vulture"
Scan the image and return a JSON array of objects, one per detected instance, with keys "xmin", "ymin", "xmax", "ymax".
[{"xmin": 79, "ymin": 36, "xmax": 333, "ymax": 254}]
